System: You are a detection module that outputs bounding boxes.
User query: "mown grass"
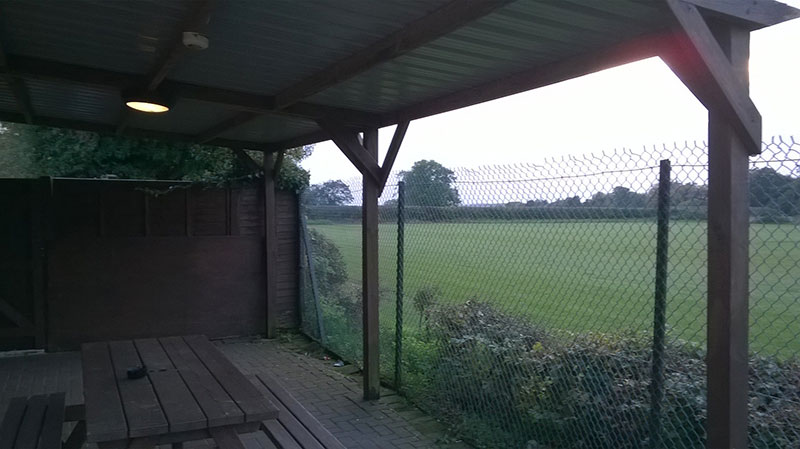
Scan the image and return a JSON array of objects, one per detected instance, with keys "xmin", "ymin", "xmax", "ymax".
[{"xmin": 310, "ymin": 220, "xmax": 800, "ymax": 358}]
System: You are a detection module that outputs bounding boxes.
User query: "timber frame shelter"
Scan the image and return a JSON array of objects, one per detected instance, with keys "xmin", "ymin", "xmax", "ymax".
[{"xmin": 0, "ymin": 1, "xmax": 798, "ymax": 446}]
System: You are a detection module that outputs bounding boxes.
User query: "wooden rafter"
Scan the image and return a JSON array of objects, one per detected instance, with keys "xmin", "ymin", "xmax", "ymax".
[
  {"xmin": 0, "ymin": 110, "xmax": 273, "ymax": 151},
  {"xmin": 663, "ymin": 0, "xmax": 762, "ymax": 155},
  {"xmin": 231, "ymin": 148, "xmax": 263, "ymax": 173},
  {"xmin": 2, "ymin": 55, "xmax": 382, "ymax": 129},
  {"xmin": 0, "ymin": 42, "xmax": 34, "ymax": 124},
  {"xmin": 686, "ymin": 0, "xmax": 800, "ymax": 29},
  {"xmin": 116, "ymin": 0, "xmax": 215, "ymax": 134},
  {"xmin": 316, "ymin": 119, "xmax": 382, "ymax": 185},
  {"xmin": 273, "ymin": 0, "xmax": 514, "ymax": 109},
  {"xmin": 194, "ymin": 0, "xmax": 509, "ymax": 145},
  {"xmin": 378, "ymin": 120, "xmax": 410, "ymax": 193},
  {"xmin": 385, "ymin": 31, "xmax": 665, "ymax": 125},
  {"xmin": 197, "ymin": 112, "xmax": 260, "ymax": 144}
]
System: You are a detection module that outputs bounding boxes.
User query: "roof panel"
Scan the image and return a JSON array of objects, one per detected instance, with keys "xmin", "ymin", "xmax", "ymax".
[
  {"xmin": 168, "ymin": 0, "xmax": 452, "ymax": 95},
  {"xmin": 306, "ymin": 0, "xmax": 672, "ymax": 113},
  {"xmin": 127, "ymin": 99, "xmax": 240, "ymax": 136},
  {"xmin": 217, "ymin": 114, "xmax": 320, "ymax": 143},
  {"xmin": 0, "ymin": 1, "xmax": 189, "ymax": 75},
  {"xmin": 26, "ymin": 79, "xmax": 121, "ymax": 125},
  {"xmin": 0, "ymin": 79, "xmax": 18, "ymax": 112}
]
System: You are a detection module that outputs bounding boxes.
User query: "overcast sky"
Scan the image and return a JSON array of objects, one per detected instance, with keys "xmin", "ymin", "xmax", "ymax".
[{"xmin": 303, "ymin": 9, "xmax": 800, "ymax": 186}]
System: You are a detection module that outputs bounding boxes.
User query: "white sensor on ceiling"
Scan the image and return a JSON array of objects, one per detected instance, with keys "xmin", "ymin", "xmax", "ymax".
[{"xmin": 182, "ymin": 32, "xmax": 209, "ymax": 50}]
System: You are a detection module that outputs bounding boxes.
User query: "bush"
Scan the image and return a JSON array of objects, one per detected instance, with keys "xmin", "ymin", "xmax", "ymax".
[{"xmin": 401, "ymin": 298, "xmax": 800, "ymax": 449}]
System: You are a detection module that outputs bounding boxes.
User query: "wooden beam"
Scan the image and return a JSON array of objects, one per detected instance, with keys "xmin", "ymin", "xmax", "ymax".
[
  {"xmin": 384, "ymin": 30, "xmax": 665, "ymax": 125},
  {"xmin": 686, "ymin": 0, "xmax": 800, "ymax": 29},
  {"xmin": 361, "ymin": 127, "xmax": 380, "ymax": 400},
  {"xmin": 705, "ymin": 20, "xmax": 751, "ymax": 449},
  {"xmin": 379, "ymin": 120, "xmax": 410, "ymax": 193},
  {"xmin": 197, "ymin": 112, "xmax": 260, "ymax": 144},
  {"xmin": 0, "ymin": 42, "xmax": 35, "ymax": 124},
  {"xmin": 663, "ymin": 0, "xmax": 762, "ymax": 155},
  {"xmin": 273, "ymin": 0, "xmax": 514, "ymax": 109},
  {"xmin": 0, "ymin": 298, "xmax": 33, "ymax": 329},
  {"xmin": 315, "ymin": 119, "xmax": 381, "ymax": 185},
  {"xmin": 147, "ymin": 0, "xmax": 215, "ymax": 91},
  {"xmin": 272, "ymin": 150, "xmax": 285, "ymax": 180},
  {"xmin": 263, "ymin": 152, "xmax": 278, "ymax": 339},
  {"xmin": 116, "ymin": 0, "xmax": 215, "ymax": 135},
  {"xmin": 265, "ymin": 131, "xmax": 330, "ymax": 153},
  {"xmin": 231, "ymin": 148, "xmax": 263, "ymax": 173},
  {"xmin": 2, "ymin": 55, "xmax": 382, "ymax": 128},
  {"xmin": 0, "ymin": 110, "xmax": 274, "ymax": 151}
]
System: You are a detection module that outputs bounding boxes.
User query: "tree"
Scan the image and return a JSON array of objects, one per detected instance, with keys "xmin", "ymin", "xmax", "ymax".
[
  {"xmin": 0, "ymin": 122, "xmax": 313, "ymax": 191},
  {"xmin": 306, "ymin": 180, "xmax": 354, "ymax": 205},
  {"xmin": 401, "ymin": 160, "xmax": 460, "ymax": 206},
  {"xmin": 749, "ymin": 167, "xmax": 800, "ymax": 216}
]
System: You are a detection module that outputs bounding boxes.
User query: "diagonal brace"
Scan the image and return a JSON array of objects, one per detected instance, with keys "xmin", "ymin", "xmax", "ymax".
[
  {"xmin": 378, "ymin": 120, "xmax": 410, "ymax": 194},
  {"xmin": 662, "ymin": 0, "xmax": 762, "ymax": 155},
  {"xmin": 316, "ymin": 119, "xmax": 382, "ymax": 185}
]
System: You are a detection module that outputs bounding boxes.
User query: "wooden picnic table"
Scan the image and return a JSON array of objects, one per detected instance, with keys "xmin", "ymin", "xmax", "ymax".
[{"xmin": 81, "ymin": 335, "xmax": 279, "ymax": 448}]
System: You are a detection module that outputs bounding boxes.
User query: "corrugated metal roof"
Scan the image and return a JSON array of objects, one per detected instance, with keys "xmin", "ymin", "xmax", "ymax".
[
  {"xmin": 26, "ymin": 79, "xmax": 121, "ymax": 125},
  {"xmin": 168, "ymin": 0, "xmax": 452, "ymax": 95},
  {"xmin": 216, "ymin": 114, "xmax": 319, "ymax": 143},
  {"xmin": 127, "ymin": 98, "xmax": 241, "ymax": 136},
  {"xmin": 308, "ymin": 0, "xmax": 669, "ymax": 112},
  {"xmin": 0, "ymin": 0, "xmax": 794, "ymax": 149},
  {"xmin": 0, "ymin": 1, "xmax": 190, "ymax": 75}
]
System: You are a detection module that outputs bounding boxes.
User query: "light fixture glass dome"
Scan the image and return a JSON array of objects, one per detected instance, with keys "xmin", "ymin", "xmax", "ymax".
[{"xmin": 122, "ymin": 89, "xmax": 171, "ymax": 113}]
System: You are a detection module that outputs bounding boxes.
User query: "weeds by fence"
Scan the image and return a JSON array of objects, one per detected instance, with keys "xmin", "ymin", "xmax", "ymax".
[{"xmin": 299, "ymin": 136, "xmax": 800, "ymax": 449}]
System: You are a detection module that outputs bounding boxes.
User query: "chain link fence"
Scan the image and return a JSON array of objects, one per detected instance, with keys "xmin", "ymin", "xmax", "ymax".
[{"xmin": 298, "ymin": 136, "xmax": 800, "ymax": 449}]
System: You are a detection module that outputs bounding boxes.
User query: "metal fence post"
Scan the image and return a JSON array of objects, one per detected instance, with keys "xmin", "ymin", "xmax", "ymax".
[
  {"xmin": 299, "ymin": 202, "xmax": 326, "ymax": 345},
  {"xmin": 395, "ymin": 181, "xmax": 405, "ymax": 392},
  {"xmin": 650, "ymin": 159, "xmax": 671, "ymax": 447}
]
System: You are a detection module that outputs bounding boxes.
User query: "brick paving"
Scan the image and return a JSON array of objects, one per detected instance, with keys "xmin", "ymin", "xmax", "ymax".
[{"xmin": 0, "ymin": 336, "xmax": 470, "ymax": 449}]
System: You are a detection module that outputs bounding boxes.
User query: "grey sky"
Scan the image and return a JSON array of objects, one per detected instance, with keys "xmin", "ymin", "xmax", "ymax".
[{"xmin": 303, "ymin": 9, "xmax": 800, "ymax": 185}]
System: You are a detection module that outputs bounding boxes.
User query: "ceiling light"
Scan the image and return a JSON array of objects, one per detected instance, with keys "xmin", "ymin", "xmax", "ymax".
[{"xmin": 123, "ymin": 90, "xmax": 170, "ymax": 113}]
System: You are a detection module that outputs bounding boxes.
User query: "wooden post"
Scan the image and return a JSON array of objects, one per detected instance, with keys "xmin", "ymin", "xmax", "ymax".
[
  {"xmin": 706, "ymin": 21, "xmax": 750, "ymax": 449},
  {"xmin": 362, "ymin": 128, "xmax": 380, "ymax": 400},
  {"xmin": 264, "ymin": 152, "xmax": 278, "ymax": 338},
  {"xmin": 30, "ymin": 177, "xmax": 50, "ymax": 349}
]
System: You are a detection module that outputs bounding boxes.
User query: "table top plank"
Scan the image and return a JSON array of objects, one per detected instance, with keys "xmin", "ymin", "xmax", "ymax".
[
  {"xmin": 183, "ymin": 335, "xmax": 278, "ymax": 422},
  {"xmin": 159, "ymin": 336, "xmax": 245, "ymax": 427},
  {"xmin": 0, "ymin": 397, "xmax": 27, "ymax": 449},
  {"xmin": 14, "ymin": 394, "xmax": 47, "ymax": 449},
  {"xmin": 107, "ymin": 340, "xmax": 169, "ymax": 438},
  {"xmin": 37, "ymin": 393, "xmax": 66, "ymax": 449},
  {"xmin": 133, "ymin": 338, "xmax": 207, "ymax": 433},
  {"xmin": 82, "ymin": 342, "xmax": 128, "ymax": 443}
]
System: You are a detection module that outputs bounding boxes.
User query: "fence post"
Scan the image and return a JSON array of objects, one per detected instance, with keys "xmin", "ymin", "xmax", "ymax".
[
  {"xmin": 299, "ymin": 205, "xmax": 326, "ymax": 345},
  {"xmin": 650, "ymin": 159, "xmax": 671, "ymax": 447},
  {"xmin": 395, "ymin": 181, "xmax": 405, "ymax": 391}
]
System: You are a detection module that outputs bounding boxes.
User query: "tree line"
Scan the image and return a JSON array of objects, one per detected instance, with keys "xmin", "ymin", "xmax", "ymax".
[{"xmin": 307, "ymin": 159, "xmax": 800, "ymax": 218}]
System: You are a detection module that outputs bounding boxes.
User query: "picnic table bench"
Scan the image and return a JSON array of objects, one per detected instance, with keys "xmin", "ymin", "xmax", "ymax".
[
  {"xmin": 255, "ymin": 373, "xmax": 346, "ymax": 449},
  {"xmin": 81, "ymin": 335, "xmax": 279, "ymax": 448},
  {"xmin": 0, "ymin": 393, "xmax": 86, "ymax": 449}
]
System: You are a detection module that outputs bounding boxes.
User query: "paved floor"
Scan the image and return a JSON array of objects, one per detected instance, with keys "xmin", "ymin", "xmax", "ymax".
[{"xmin": 0, "ymin": 335, "xmax": 469, "ymax": 449}]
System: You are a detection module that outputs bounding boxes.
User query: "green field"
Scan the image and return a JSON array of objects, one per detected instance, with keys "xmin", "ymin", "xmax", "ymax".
[{"xmin": 311, "ymin": 220, "xmax": 800, "ymax": 357}]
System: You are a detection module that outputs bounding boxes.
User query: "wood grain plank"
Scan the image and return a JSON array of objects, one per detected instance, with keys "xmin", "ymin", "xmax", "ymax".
[
  {"xmin": 159, "ymin": 336, "xmax": 244, "ymax": 427},
  {"xmin": 183, "ymin": 335, "xmax": 278, "ymax": 422},
  {"xmin": 82, "ymin": 342, "xmax": 128, "ymax": 443},
  {"xmin": 257, "ymin": 374, "xmax": 345, "ymax": 449},
  {"xmin": 261, "ymin": 420, "xmax": 302, "ymax": 449},
  {"xmin": 107, "ymin": 341, "xmax": 168, "ymax": 437},
  {"xmin": 133, "ymin": 339, "xmax": 207, "ymax": 433},
  {"xmin": 37, "ymin": 393, "xmax": 65, "ymax": 449},
  {"xmin": 0, "ymin": 397, "xmax": 27, "ymax": 449},
  {"xmin": 14, "ymin": 394, "xmax": 47, "ymax": 449},
  {"xmin": 257, "ymin": 386, "xmax": 323, "ymax": 449},
  {"xmin": 209, "ymin": 426, "xmax": 246, "ymax": 449}
]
